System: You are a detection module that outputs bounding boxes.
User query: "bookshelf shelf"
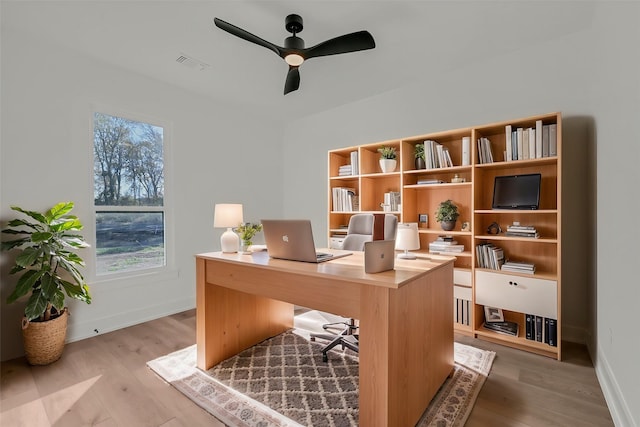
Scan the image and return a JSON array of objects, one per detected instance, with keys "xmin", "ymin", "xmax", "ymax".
[{"xmin": 328, "ymin": 112, "xmax": 562, "ymax": 359}]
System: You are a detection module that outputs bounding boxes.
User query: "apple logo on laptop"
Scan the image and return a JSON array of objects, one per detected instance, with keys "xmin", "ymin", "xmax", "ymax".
[{"xmin": 282, "ymin": 235, "xmax": 289, "ymax": 243}]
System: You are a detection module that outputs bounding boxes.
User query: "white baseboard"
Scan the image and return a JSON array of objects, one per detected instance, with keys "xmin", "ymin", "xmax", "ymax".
[
  {"xmin": 596, "ymin": 346, "xmax": 637, "ymax": 427},
  {"xmin": 65, "ymin": 297, "xmax": 195, "ymax": 344}
]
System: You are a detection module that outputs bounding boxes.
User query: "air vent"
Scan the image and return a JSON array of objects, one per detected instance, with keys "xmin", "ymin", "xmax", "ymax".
[{"xmin": 176, "ymin": 53, "xmax": 210, "ymax": 71}]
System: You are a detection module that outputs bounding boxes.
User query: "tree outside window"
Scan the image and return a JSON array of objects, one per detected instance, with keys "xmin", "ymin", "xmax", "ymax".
[{"xmin": 93, "ymin": 112, "xmax": 165, "ymax": 275}]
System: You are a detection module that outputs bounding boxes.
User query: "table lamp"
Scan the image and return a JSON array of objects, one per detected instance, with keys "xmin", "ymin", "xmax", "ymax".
[
  {"xmin": 214, "ymin": 203, "xmax": 243, "ymax": 253},
  {"xmin": 395, "ymin": 222, "xmax": 420, "ymax": 259}
]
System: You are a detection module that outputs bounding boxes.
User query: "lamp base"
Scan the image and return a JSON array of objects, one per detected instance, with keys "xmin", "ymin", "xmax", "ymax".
[
  {"xmin": 220, "ymin": 228, "xmax": 239, "ymax": 253},
  {"xmin": 397, "ymin": 250, "xmax": 417, "ymax": 260}
]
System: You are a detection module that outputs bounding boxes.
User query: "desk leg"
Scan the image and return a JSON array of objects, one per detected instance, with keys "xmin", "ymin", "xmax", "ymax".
[
  {"xmin": 359, "ymin": 263, "xmax": 454, "ymax": 426},
  {"xmin": 196, "ymin": 258, "xmax": 293, "ymax": 370}
]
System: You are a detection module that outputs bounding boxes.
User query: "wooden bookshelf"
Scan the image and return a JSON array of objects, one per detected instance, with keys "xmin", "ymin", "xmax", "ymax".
[{"xmin": 328, "ymin": 112, "xmax": 563, "ymax": 359}]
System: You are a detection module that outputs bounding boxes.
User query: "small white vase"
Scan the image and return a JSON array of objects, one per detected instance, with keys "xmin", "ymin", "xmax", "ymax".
[{"xmin": 379, "ymin": 159, "xmax": 397, "ymax": 173}]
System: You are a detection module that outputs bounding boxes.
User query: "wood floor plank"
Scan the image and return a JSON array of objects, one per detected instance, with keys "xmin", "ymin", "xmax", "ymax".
[{"xmin": 0, "ymin": 310, "xmax": 613, "ymax": 427}]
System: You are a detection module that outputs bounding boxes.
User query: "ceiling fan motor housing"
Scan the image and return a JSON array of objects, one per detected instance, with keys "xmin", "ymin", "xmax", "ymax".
[{"xmin": 285, "ymin": 14, "xmax": 303, "ymax": 34}]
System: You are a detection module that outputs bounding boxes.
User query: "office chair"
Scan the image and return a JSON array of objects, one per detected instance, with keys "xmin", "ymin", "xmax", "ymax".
[{"xmin": 311, "ymin": 213, "xmax": 397, "ymax": 361}]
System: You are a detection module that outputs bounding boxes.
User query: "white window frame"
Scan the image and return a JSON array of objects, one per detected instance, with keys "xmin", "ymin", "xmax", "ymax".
[{"xmin": 88, "ymin": 106, "xmax": 175, "ymax": 285}]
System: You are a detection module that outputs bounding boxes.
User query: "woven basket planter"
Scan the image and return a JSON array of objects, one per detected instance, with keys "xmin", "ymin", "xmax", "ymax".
[{"xmin": 21, "ymin": 308, "xmax": 68, "ymax": 365}]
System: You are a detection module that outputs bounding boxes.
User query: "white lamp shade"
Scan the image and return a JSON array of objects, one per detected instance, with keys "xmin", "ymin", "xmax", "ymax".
[
  {"xmin": 214, "ymin": 204, "xmax": 243, "ymax": 253},
  {"xmin": 396, "ymin": 222, "xmax": 420, "ymax": 259},
  {"xmin": 214, "ymin": 204, "xmax": 243, "ymax": 228}
]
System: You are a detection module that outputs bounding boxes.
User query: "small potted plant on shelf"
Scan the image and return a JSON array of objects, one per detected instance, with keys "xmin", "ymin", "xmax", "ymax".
[
  {"xmin": 414, "ymin": 143, "xmax": 426, "ymax": 169},
  {"xmin": 435, "ymin": 199, "xmax": 460, "ymax": 231},
  {"xmin": 1, "ymin": 202, "xmax": 92, "ymax": 365},
  {"xmin": 377, "ymin": 146, "xmax": 397, "ymax": 173},
  {"xmin": 234, "ymin": 222, "xmax": 263, "ymax": 253}
]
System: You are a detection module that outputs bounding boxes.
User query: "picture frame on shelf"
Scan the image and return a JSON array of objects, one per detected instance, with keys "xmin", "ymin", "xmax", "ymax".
[
  {"xmin": 418, "ymin": 214, "xmax": 428, "ymax": 228},
  {"xmin": 484, "ymin": 306, "xmax": 504, "ymax": 323}
]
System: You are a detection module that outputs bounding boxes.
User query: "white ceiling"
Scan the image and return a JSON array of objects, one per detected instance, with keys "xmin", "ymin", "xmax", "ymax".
[{"xmin": 2, "ymin": 1, "xmax": 595, "ymax": 122}]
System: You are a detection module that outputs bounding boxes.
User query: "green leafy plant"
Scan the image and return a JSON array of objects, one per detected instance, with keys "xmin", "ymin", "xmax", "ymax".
[
  {"xmin": 435, "ymin": 199, "xmax": 460, "ymax": 222},
  {"xmin": 377, "ymin": 146, "xmax": 397, "ymax": 160},
  {"xmin": 414, "ymin": 143, "xmax": 425, "ymax": 160},
  {"xmin": 234, "ymin": 222, "xmax": 263, "ymax": 246},
  {"xmin": 1, "ymin": 202, "xmax": 91, "ymax": 321}
]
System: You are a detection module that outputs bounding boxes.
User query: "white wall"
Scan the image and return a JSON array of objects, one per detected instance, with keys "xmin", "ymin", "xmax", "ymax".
[
  {"xmin": 283, "ymin": 4, "xmax": 638, "ymax": 426},
  {"xmin": 589, "ymin": 4, "xmax": 640, "ymax": 427},
  {"xmin": 0, "ymin": 32, "xmax": 285, "ymax": 361}
]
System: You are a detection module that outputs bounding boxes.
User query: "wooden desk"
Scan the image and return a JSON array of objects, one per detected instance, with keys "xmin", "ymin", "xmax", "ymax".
[{"xmin": 196, "ymin": 251, "xmax": 454, "ymax": 426}]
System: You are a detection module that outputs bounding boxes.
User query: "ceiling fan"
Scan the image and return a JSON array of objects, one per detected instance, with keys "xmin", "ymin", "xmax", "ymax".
[{"xmin": 213, "ymin": 14, "xmax": 376, "ymax": 95}]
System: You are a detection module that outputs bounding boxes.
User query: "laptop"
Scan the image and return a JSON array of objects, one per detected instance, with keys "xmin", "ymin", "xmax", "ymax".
[
  {"xmin": 364, "ymin": 240, "xmax": 396, "ymax": 273},
  {"xmin": 261, "ymin": 219, "xmax": 352, "ymax": 263}
]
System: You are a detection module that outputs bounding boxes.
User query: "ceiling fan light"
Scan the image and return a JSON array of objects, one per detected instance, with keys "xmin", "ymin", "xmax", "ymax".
[{"xmin": 285, "ymin": 53, "xmax": 304, "ymax": 66}]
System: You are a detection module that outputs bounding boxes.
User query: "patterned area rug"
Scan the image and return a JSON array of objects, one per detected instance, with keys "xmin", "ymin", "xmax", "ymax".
[{"xmin": 148, "ymin": 329, "xmax": 495, "ymax": 427}]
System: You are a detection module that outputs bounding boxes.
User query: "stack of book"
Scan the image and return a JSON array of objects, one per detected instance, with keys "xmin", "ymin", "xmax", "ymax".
[
  {"xmin": 338, "ymin": 165, "xmax": 353, "ymax": 176},
  {"xmin": 505, "ymin": 224, "xmax": 540, "ymax": 238},
  {"xmin": 475, "ymin": 242, "xmax": 504, "ymax": 270},
  {"xmin": 484, "ymin": 321, "xmax": 519, "ymax": 336},
  {"xmin": 429, "ymin": 235, "xmax": 464, "ymax": 253},
  {"xmin": 501, "ymin": 260, "xmax": 535, "ymax": 274},
  {"xmin": 416, "ymin": 178, "xmax": 444, "ymax": 185}
]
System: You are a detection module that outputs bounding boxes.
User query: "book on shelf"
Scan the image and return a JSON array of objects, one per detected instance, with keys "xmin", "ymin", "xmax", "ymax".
[
  {"xmin": 332, "ymin": 187, "xmax": 358, "ymax": 212},
  {"xmin": 504, "ymin": 120, "xmax": 556, "ymax": 162},
  {"xmin": 476, "ymin": 242, "xmax": 504, "ymax": 270},
  {"xmin": 350, "ymin": 151, "xmax": 359, "ymax": 175},
  {"xmin": 483, "ymin": 321, "xmax": 519, "ymax": 336},
  {"xmin": 454, "ymin": 298, "xmax": 471, "ymax": 326},
  {"xmin": 477, "ymin": 137, "xmax": 493, "ymax": 164},
  {"xmin": 548, "ymin": 123, "xmax": 557, "ymax": 157},
  {"xmin": 505, "ymin": 125, "xmax": 512, "ymax": 161},
  {"xmin": 417, "ymin": 179, "xmax": 444, "ymax": 185},
  {"xmin": 505, "ymin": 224, "xmax": 539, "ymax": 238},
  {"xmin": 524, "ymin": 314, "xmax": 557, "ymax": 347},
  {"xmin": 535, "ymin": 120, "xmax": 543, "ymax": 158},
  {"xmin": 423, "ymin": 140, "xmax": 453, "ymax": 169},
  {"xmin": 462, "ymin": 136, "xmax": 471, "ymax": 166},
  {"xmin": 382, "ymin": 191, "xmax": 401, "ymax": 211},
  {"xmin": 338, "ymin": 164, "xmax": 353, "ymax": 176},
  {"xmin": 501, "ymin": 260, "xmax": 536, "ymax": 274}
]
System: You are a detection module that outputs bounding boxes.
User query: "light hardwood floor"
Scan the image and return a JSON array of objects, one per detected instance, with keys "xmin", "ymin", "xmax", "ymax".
[{"xmin": 1, "ymin": 309, "xmax": 614, "ymax": 426}]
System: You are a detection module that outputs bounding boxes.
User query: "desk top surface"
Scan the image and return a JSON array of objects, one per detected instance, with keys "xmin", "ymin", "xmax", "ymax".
[{"xmin": 196, "ymin": 249, "xmax": 455, "ymax": 289}]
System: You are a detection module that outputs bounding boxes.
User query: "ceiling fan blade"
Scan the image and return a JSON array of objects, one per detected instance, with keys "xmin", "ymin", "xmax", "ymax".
[
  {"xmin": 214, "ymin": 18, "xmax": 284, "ymax": 57},
  {"xmin": 304, "ymin": 30, "xmax": 375, "ymax": 59},
  {"xmin": 284, "ymin": 67, "xmax": 300, "ymax": 95}
]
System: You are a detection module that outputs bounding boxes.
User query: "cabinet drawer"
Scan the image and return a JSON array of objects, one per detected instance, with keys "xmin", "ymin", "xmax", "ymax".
[{"xmin": 475, "ymin": 270, "xmax": 557, "ymax": 319}]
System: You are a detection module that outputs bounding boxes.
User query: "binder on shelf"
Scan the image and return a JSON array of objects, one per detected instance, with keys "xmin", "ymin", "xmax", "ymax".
[
  {"xmin": 505, "ymin": 125, "xmax": 512, "ymax": 161},
  {"xmin": 462, "ymin": 136, "xmax": 471, "ymax": 166},
  {"xmin": 549, "ymin": 123, "xmax": 557, "ymax": 157},
  {"xmin": 535, "ymin": 120, "xmax": 543, "ymax": 158},
  {"xmin": 525, "ymin": 314, "xmax": 534, "ymax": 340}
]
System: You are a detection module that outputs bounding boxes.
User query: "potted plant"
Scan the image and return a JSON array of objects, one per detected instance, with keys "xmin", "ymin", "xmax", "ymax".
[
  {"xmin": 1, "ymin": 202, "xmax": 91, "ymax": 365},
  {"xmin": 414, "ymin": 143, "xmax": 426, "ymax": 169},
  {"xmin": 435, "ymin": 199, "xmax": 460, "ymax": 231},
  {"xmin": 377, "ymin": 146, "xmax": 397, "ymax": 173},
  {"xmin": 234, "ymin": 222, "xmax": 263, "ymax": 253}
]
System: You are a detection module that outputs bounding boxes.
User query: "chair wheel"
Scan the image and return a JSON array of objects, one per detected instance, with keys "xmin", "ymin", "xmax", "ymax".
[
  {"xmin": 310, "ymin": 336, "xmax": 316, "ymax": 342},
  {"xmin": 322, "ymin": 354, "xmax": 328, "ymax": 362}
]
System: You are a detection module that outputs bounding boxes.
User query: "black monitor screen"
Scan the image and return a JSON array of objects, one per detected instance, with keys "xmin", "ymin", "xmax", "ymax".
[{"xmin": 492, "ymin": 173, "xmax": 541, "ymax": 210}]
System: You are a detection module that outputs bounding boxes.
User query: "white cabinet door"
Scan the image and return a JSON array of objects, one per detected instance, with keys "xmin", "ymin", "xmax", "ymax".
[{"xmin": 475, "ymin": 270, "xmax": 557, "ymax": 319}]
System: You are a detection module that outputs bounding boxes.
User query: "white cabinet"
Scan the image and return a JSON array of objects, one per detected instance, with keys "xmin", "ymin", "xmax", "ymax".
[{"xmin": 475, "ymin": 270, "xmax": 557, "ymax": 319}]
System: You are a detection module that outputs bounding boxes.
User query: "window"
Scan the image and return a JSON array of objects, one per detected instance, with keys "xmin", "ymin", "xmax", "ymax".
[{"xmin": 93, "ymin": 112, "xmax": 166, "ymax": 275}]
